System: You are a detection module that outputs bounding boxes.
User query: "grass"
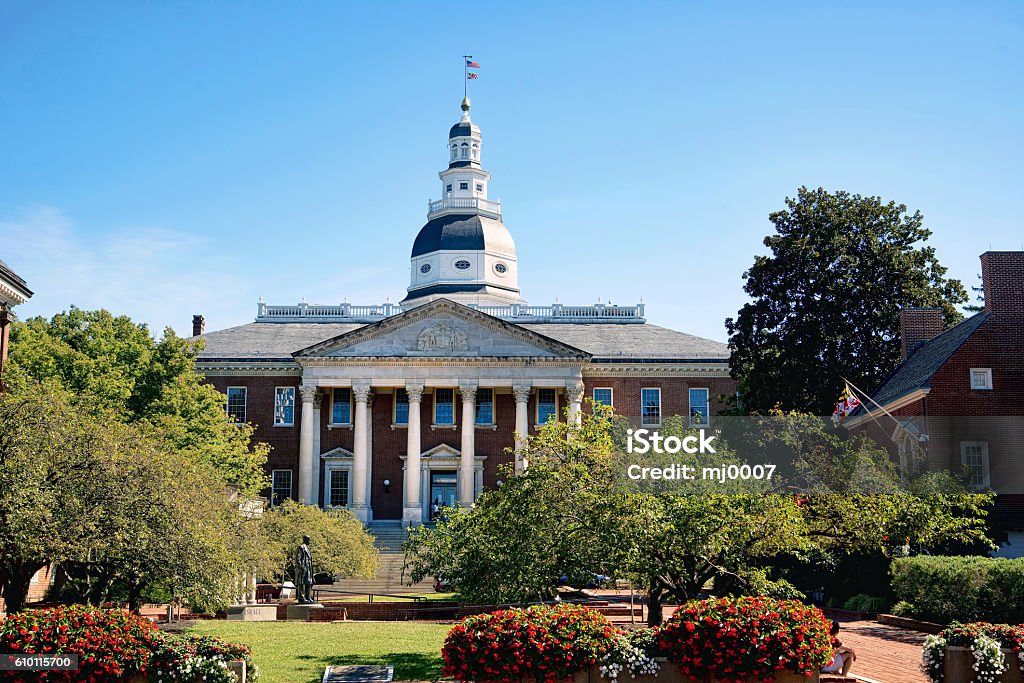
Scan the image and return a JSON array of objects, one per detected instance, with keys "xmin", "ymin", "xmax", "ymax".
[{"xmin": 186, "ymin": 620, "xmax": 450, "ymax": 683}]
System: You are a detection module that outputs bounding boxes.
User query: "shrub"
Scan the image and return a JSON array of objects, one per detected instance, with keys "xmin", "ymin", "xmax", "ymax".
[
  {"xmin": 442, "ymin": 603, "xmax": 618, "ymax": 683},
  {"xmin": 841, "ymin": 593, "xmax": 888, "ymax": 613},
  {"xmin": 891, "ymin": 600, "xmax": 917, "ymax": 618},
  {"xmin": 0, "ymin": 605, "xmax": 157, "ymax": 682},
  {"xmin": 920, "ymin": 622, "xmax": 1024, "ymax": 682},
  {"xmin": 659, "ymin": 596, "xmax": 833, "ymax": 683},
  {"xmin": 148, "ymin": 631, "xmax": 258, "ymax": 682},
  {"xmin": 891, "ymin": 556, "xmax": 1024, "ymax": 624}
]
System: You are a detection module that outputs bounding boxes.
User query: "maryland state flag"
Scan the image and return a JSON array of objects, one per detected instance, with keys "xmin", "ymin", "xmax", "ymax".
[{"xmin": 832, "ymin": 383, "xmax": 862, "ymax": 426}]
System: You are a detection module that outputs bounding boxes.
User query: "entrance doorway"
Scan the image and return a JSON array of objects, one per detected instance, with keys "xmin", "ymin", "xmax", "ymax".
[{"xmin": 429, "ymin": 471, "xmax": 457, "ymax": 519}]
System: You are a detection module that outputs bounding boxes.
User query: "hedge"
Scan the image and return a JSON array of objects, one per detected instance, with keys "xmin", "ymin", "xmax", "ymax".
[{"xmin": 891, "ymin": 555, "xmax": 1024, "ymax": 624}]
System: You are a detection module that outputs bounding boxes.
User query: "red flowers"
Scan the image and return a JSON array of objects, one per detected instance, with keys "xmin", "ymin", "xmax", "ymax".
[
  {"xmin": 659, "ymin": 597, "xmax": 833, "ymax": 683},
  {"xmin": 442, "ymin": 604, "xmax": 618, "ymax": 683}
]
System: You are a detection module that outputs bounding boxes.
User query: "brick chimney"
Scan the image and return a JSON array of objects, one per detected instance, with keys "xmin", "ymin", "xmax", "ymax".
[
  {"xmin": 899, "ymin": 307, "xmax": 944, "ymax": 359},
  {"xmin": 192, "ymin": 314, "xmax": 205, "ymax": 337},
  {"xmin": 981, "ymin": 251, "xmax": 1024, "ymax": 316}
]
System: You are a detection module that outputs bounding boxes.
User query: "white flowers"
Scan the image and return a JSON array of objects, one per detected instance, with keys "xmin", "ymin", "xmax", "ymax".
[
  {"xmin": 599, "ymin": 634, "xmax": 660, "ymax": 683},
  {"xmin": 921, "ymin": 634, "xmax": 946, "ymax": 681},
  {"xmin": 971, "ymin": 634, "xmax": 1008, "ymax": 683}
]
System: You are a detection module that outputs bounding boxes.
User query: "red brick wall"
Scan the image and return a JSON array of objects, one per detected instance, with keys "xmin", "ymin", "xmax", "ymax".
[
  {"xmin": 982, "ymin": 251, "xmax": 1024, "ymax": 316},
  {"xmin": 899, "ymin": 308, "xmax": 944, "ymax": 359},
  {"xmin": 204, "ymin": 375, "xmax": 739, "ymax": 516}
]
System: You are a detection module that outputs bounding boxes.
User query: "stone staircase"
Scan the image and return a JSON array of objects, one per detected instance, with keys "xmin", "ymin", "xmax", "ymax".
[{"xmin": 328, "ymin": 522, "xmax": 435, "ymax": 595}]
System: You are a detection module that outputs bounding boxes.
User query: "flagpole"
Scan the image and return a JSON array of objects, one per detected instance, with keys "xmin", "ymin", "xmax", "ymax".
[
  {"xmin": 842, "ymin": 376, "xmax": 921, "ymax": 442},
  {"xmin": 463, "ymin": 54, "xmax": 473, "ymax": 99}
]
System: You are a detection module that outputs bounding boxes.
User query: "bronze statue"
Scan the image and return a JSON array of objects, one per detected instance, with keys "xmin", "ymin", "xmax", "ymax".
[{"xmin": 295, "ymin": 534, "xmax": 315, "ymax": 604}]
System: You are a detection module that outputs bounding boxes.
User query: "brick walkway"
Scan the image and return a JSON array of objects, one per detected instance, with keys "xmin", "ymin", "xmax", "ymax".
[{"xmin": 837, "ymin": 619, "xmax": 927, "ymax": 683}]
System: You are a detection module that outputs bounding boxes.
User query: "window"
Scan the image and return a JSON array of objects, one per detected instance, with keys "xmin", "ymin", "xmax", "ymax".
[
  {"xmin": 394, "ymin": 389, "xmax": 409, "ymax": 425},
  {"xmin": 475, "ymin": 183, "xmax": 483, "ymax": 192},
  {"xmin": 446, "ymin": 184, "xmax": 453, "ymax": 192},
  {"xmin": 475, "ymin": 388, "xmax": 494, "ymax": 425},
  {"xmin": 593, "ymin": 388, "xmax": 613, "ymax": 407},
  {"xmin": 960, "ymin": 442, "xmax": 990, "ymax": 490},
  {"xmin": 537, "ymin": 388, "xmax": 557, "ymax": 424},
  {"xmin": 689, "ymin": 388, "xmax": 710, "ymax": 427},
  {"xmin": 226, "ymin": 387, "xmax": 247, "ymax": 423},
  {"xmin": 420, "ymin": 263, "xmax": 431, "ymax": 274},
  {"xmin": 331, "ymin": 388, "xmax": 352, "ymax": 425},
  {"xmin": 494, "ymin": 262, "xmax": 507, "ymax": 274},
  {"xmin": 459, "ymin": 181, "xmax": 469, "ymax": 190},
  {"xmin": 970, "ymin": 368, "xmax": 993, "ymax": 390},
  {"xmin": 454, "ymin": 259, "xmax": 471, "ymax": 270},
  {"xmin": 274, "ymin": 387, "xmax": 295, "ymax": 426},
  {"xmin": 641, "ymin": 388, "xmax": 661, "ymax": 426},
  {"xmin": 271, "ymin": 470, "xmax": 292, "ymax": 507},
  {"xmin": 461, "ymin": 148, "xmax": 468, "ymax": 159},
  {"xmin": 434, "ymin": 388, "xmax": 455, "ymax": 425},
  {"xmin": 328, "ymin": 469, "xmax": 350, "ymax": 508}
]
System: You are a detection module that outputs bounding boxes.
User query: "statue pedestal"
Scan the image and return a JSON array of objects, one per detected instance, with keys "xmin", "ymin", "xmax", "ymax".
[
  {"xmin": 286, "ymin": 603, "xmax": 325, "ymax": 621},
  {"xmin": 226, "ymin": 604, "xmax": 278, "ymax": 621}
]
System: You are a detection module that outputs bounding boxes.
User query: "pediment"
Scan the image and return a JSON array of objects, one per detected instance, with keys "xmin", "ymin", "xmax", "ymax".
[
  {"xmin": 320, "ymin": 446, "xmax": 354, "ymax": 460},
  {"xmin": 423, "ymin": 444, "xmax": 460, "ymax": 459},
  {"xmin": 293, "ymin": 299, "xmax": 589, "ymax": 360}
]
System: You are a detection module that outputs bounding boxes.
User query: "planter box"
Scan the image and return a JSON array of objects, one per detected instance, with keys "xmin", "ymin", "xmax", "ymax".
[
  {"xmin": 572, "ymin": 660, "xmax": 820, "ymax": 683},
  {"xmin": 945, "ymin": 646, "xmax": 1024, "ymax": 683}
]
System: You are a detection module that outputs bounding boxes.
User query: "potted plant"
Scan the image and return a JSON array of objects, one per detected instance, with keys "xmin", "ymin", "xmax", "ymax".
[{"xmin": 922, "ymin": 622, "xmax": 1024, "ymax": 683}]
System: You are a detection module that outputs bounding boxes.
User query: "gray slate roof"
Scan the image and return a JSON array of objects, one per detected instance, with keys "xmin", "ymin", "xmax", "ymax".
[
  {"xmin": 865, "ymin": 312, "xmax": 988, "ymax": 408},
  {"xmin": 196, "ymin": 320, "xmax": 729, "ymax": 363}
]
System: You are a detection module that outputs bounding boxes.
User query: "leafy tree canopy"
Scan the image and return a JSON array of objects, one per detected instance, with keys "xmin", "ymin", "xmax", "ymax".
[
  {"xmin": 10, "ymin": 308, "xmax": 268, "ymax": 495},
  {"xmin": 726, "ymin": 187, "xmax": 967, "ymax": 415}
]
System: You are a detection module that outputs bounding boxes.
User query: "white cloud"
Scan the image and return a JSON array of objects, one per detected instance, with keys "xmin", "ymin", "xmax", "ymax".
[{"xmin": 1, "ymin": 206, "xmax": 255, "ymax": 336}]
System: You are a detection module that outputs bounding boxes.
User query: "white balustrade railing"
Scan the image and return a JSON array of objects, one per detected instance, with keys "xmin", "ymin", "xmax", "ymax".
[
  {"xmin": 427, "ymin": 196, "xmax": 502, "ymax": 218},
  {"xmin": 256, "ymin": 301, "xmax": 645, "ymax": 323}
]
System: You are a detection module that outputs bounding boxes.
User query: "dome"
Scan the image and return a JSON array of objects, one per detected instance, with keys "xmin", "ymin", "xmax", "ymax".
[
  {"xmin": 449, "ymin": 120, "xmax": 481, "ymax": 139},
  {"xmin": 411, "ymin": 214, "xmax": 515, "ymax": 258}
]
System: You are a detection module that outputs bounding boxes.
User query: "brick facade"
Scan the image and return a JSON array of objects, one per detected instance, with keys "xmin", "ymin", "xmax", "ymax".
[{"xmin": 206, "ymin": 373, "xmax": 737, "ymax": 520}]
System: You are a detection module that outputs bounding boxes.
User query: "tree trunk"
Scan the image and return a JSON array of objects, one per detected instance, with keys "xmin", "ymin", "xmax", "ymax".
[{"xmin": 3, "ymin": 559, "xmax": 44, "ymax": 613}]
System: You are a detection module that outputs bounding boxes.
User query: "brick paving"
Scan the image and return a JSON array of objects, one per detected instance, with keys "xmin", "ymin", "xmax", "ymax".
[{"xmin": 835, "ymin": 619, "xmax": 927, "ymax": 683}]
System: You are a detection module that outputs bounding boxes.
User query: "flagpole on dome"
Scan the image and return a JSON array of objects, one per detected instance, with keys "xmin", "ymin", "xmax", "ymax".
[{"xmin": 463, "ymin": 54, "xmax": 472, "ymax": 99}]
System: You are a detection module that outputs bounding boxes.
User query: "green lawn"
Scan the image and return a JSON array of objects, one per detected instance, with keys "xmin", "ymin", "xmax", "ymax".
[{"xmin": 186, "ymin": 620, "xmax": 450, "ymax": 683}]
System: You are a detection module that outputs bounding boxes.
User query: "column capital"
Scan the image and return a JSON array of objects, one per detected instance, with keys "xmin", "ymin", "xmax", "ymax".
[
  {"xmin": 459, "ymin": 384, "xmax": 477, "ymax": 403},
  {"xmin": 565, "ymin": 383, "xmax": 585, "ymax": 403},
  {"xmin": 299, "ymin": 385, "xmax": 319, "ymax": 403},
  {"xmin": 352, "ymin": 383, "xmax": 372, "ymax": 403},
  {"xmin": 513, "ymin": 385, "xmax": 532, "ymax": 403},
  {"xmin": 405, "ymin": 383, "xmax": 425, "ymax": 402}
]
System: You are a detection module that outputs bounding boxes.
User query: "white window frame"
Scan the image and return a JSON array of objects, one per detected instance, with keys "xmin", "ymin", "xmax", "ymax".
[
  {"xmin": 274, "ymin": 386, "xmax": 296, "ymax": 427},
  {"xmin": 330, "ymin": 388, "xmax": 353, "ymax": 426},
  {"xmin": 326, "ymin": 468, "xmax": 352, "ymax": 509},
  {"xmin": 593, "ymin": 387, "xmax": 614, "ymax": 408},
  {"xmin": 641, "ymin": 387, "xmax": 662, "ymax": 427},
  {"xmin": 271, "ymin": 469, "xmax": 292, "ymax": 507},
  {"xmin": 960, "ymin": 441, "xmax": 991, "ymax": 490},
  {"xmin": 434, "ymin": 387, "xmax": 456, "ymax": 426},
  {"xmin": 536, "ymin": 388, "xmax": 558, "ymax": 426},
  {"xmin": 689, "ymin": 388, "xmax": 710, "ymax": 427},
  {"xmin": 475, "ymin": 388, "xmax": 495, "ymax": 426},
  {"xmin": 393, "ymin": 388, "xmax": 410, "ymax": 427},
  {"xmin": 226, "ymin": 386, "xmax": 247, "ymax": 423},
  {"xmin": 970, "ymin": 368, "xmax": 993, "ymax": 390}
]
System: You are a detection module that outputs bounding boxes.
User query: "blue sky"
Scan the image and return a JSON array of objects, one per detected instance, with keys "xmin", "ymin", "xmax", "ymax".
[{"xmin": 1, "ymin": 1, "xmax": 1021, "ymax": 341}]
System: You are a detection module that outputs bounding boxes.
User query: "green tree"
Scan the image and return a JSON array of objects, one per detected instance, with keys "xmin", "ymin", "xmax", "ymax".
[
  {"xmin": 726, "ymin": 187, "xmax": 967, "ymax": 415},
  {"xmin": 10, "ymin": 308, "xmax": 268, "ymax": 495},
  {"xmin": 259, "ymin": 500, "xmax": 378, "ymax": 585}
]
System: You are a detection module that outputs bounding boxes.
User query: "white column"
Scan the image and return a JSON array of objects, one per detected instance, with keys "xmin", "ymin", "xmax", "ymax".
[
  {"xmin": 513, "ymin": 385, "xmax": 531, "ymax": 473},
  {"xmin": 459, "ymin": 384, "xmax": 477, "ymax": 507},
  {"xmin": 365, "ymin": 390, "xmax": 374, "ymax": 522},
  {"xmin": 298, "ymin": 385, "xmax": 317, "ymax": 504},
  {"xmin": 403, "ymin": 384, "xmax": 424, "ymax": 526},
  {"xmin": 352, "ymin": 383, "xmax": 371, "ymax": 522},
  {"xmin": 566, "ymin": 383, "xmax": 584, "ymax": 425},
  {"xmin": 312, "ymin": 391, "xmax": 322, "ymax": 506}
]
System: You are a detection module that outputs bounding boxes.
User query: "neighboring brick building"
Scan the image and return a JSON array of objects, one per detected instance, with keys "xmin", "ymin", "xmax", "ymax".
[
  {"xmin": 846, "ymin": 251, "xmax": 1024, "ymax": 549},
  {"xmin": 0, "ymin": 257, "xmax": 33, "ymax": 389},
  {"xmin": 194, "ymin": 97, "xmax": 736, "ymax": 525}
]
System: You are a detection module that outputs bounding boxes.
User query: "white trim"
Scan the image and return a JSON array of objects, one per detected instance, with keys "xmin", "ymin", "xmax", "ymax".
[
  {"xmin": 641, "ymin": 387, "xmax": 662, "ymax": 427},
  {"xmin": 841, "ymin": 388, "xmax": 931, "ymax": 429},
  {"xmin": 474, "ymin": 387, "xmax": 495, "ymax": 427},
  {"xmin": 960, "ymin": 441, "xmax": 991, "ymax": 490},
  {"xmin": 270, "ymin": 469, "xmax": 292, "ymax": 507},
  {"xmin": 324, "ymin": 466, "xmax": 353, "ymax": 510},
  {"xmin": 970, "ymin": 367, "xmax": 993, "ymax": 391},
  {"xmin": 226, "ymin": 386, "xmax": 247, "ymax": 423},
  {"xmin": 329, "ymin": 387, "xmax": 353, "ymax": 426},
  {"xmin": 688, "ymin": 387, "xmax": 710, "ymax": 427},
  {"xmin": 393, "ymin": 388, "xmax": 410, "ymax": 428},
  {"xmin": 433, "ymin": 387, "xmax": 457, "ymax": 427},
  {"xmin": 536, "ymin": 387, "xmax": 558, "ymax": 425},
  {"xmin": 273, "ymin": 386, "xmax": 296, "ymax": 427},
  {"xmin": 593, "ymin": 387, "xmax": 614, "ymax": 408}
]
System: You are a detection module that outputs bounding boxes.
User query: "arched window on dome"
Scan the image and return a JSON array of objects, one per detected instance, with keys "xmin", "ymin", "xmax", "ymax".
[
  {"xmin": 460, "ymin": 142, "xmax": 468, "ymax": 159},
  {"xmin": 471, "ymin": 143, "xmax": 479, "ymax": 160},
  {"xmin": 450, "ymin": 144, "xmax": 457, "ymax": 160}
]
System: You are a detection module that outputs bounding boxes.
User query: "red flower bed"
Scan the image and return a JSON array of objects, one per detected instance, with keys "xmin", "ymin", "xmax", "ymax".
[
  {"xmin": 0, "ymin": 605, "xmax": 157, "ymax": 682},
  {"xmin": 442, "ymin": 603, "xmax": 618, "ymax": 683},
  {"xmin": 659, "ymin": 596, "xmax": 833, "ymax": 683}
]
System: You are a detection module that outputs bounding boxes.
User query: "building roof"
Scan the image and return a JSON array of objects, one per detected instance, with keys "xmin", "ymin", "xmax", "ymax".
[
  {"xmin": 195, "ymin": 319, "xmax": 729, "ymax": 363},
  {"xmin": 411, "ymin": 213, "xmax": 513, "ymax": 257},
  {"xmin": 449, "ymin": 121, "xmax": 480, "ymax": 139},
  {"xmin": 0, "ymin": 257, "xmax": 33, "ymax": 299},
  {"xmin": 865, "ymin": 311, "xmax": 989, "ymax": 408}
]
